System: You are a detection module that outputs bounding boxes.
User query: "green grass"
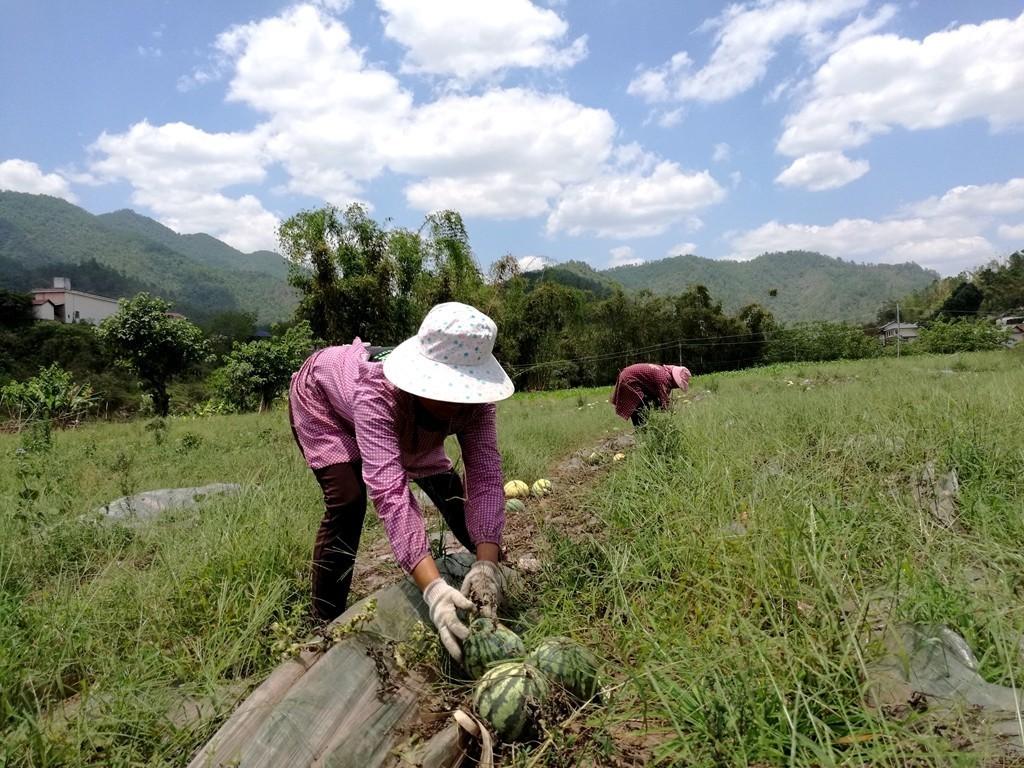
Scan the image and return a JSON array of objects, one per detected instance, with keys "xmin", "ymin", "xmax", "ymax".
[
  {"xmin": 527, "ymin": 350, "xmax": 1024, "ymax": 766},
  {"xmin": 0, "ymin": 388, "xmax": 617, "ymax": 766}
]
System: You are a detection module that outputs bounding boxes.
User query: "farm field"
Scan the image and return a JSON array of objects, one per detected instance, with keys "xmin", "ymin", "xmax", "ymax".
[
  {"xmin": 0, "ymin": 384, "xmax": 619, "ymax": 766},
  {"xmin": 526, "ymin": 350, "xmax": 1024, "ymax": 766},
  {"xmin": 1, "ymin": 350, "xmax": 1022, "ymax": 766}
]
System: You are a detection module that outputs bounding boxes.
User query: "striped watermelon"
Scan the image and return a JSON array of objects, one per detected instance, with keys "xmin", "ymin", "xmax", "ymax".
[
  {"xmin": 505, "ymin": 498, "xmax": 526, "ymax": 514},
  {"xmin": 526, "ymin": 637, "xmax": 601, "ymax": 702},
  {"xmin": 472, "ymin": 661, "xmax": 549, "ymax": 741},
  {"xmin": 462, "ymin": 618, "xmax": 525, "ymax": 679}
]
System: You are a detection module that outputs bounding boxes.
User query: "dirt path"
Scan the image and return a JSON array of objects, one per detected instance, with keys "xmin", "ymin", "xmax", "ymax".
[{"xmin": 350, "ymin": 429, "xmax": 637, "ymax": 600}]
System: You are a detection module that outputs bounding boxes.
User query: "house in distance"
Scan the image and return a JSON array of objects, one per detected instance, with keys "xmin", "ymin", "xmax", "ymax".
[{"xmin": 31, "ymin": 277, "xmax": 120, "ymax": 324}]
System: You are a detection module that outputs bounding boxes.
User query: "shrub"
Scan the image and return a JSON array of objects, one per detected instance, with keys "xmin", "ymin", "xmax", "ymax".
[
  {"xmin": 0, "ymin": 364, "xmax": 96, "ymax": 429},
  {"xmin": 916, "ymin": 319, "xmax": 1011, "ymax": 354}
]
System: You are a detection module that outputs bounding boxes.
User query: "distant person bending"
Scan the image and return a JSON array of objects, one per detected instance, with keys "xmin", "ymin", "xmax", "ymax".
[
  {"xmin": 287, "ymin": 302, "xmax": 514, "ymax": 662},
  {"xmin": 610, "ymin": 363, "xmax": 691, "ymax": 428}
]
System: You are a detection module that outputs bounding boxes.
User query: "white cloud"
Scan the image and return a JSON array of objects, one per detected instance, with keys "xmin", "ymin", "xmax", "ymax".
[
  {"xmin": 394, "ymin": 88, "xmax": 615, "ymax": 217},
  {"xmin": 312, "ymin": 0, "xmax": 351, "ymax": 11},
  {"xmin": 729, "ymin": 171, "xmax": 743, "ymax": 188},
  {"xmin": 656, "ymin": 107, "xmax": 684, "ymax": 128},
  {"xmin": 518, "ymin": 255, "xmax": 554, "ymax": 272},
  {"xmin": 997, "ymin": 223, "xmax": 1024, "ymax": 241},
  {"xmin": 908, "ymin": 178, "xmax": 1024, "ymax": 219},
  {"xmin": 405, "ymin": 175, "xmax": 560, "ymax": 218},
  {"xmin": 628, "ymin": 0, "xmax": 872, "ymax": 104},
  {"xmin": 803, "ymin": 3, "xmax": 898, "ymax": 60},
  {"xmin": 0, "ymin": 159, "xmax": 77, "ymax": 203},
  {"xmin": 729, "ymin": 217, "xmax": 994, "ymax": 272},
  {"xmin": 217, "ymin": 4, "xmax": 412, "ymax": 201},
  {"xmin": 725, "ymin": 176, "xmax": 1024, "ymax": 273},
  {"xmin": 137, "ymin": 45, "xmax": 163, "ymax": 58},
  {"xmin": 775, "ymin": 151, "xmax": 869, "ymax": 190},
  {"xmin": 609, "ymin": 245, "xmax": 645, "ymax": 267},
  {"xmin": 378, "ymin": 0, "xmax": 586, "ymax": 83},
  {"xmin": 712, "ymin": 142, "xmax": 731, "ymax": 163},
  {"xmin": 778, "ymin": 12, "xmax": 1024, "ymax": 164},
  {"xmin": 91, "ymin": 120, "xmax": 267, "ymax": 192},
  {"xmin": 89, "ymin": 121, "xmax": 279, "ymax": 250},
  {"xmin": 150, "ymin": 191, "xmax": 280, "ymax": 252},
  {"xmin": 547, "ymin": 161, "xmax": 726, "ymax": 238},
  {"xmin": 667, "ymin": 242, "xmax": 698, "ymax": 256}
]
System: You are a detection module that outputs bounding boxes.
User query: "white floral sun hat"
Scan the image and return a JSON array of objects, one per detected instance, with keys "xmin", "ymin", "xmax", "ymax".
[{"xmin": 382, "ymin": 302, "xmax": 515, "ymax": 403}]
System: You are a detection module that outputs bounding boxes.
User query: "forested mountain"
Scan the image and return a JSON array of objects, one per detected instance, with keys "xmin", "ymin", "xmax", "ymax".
[
  {"xmin": 2, "ymin": 193, "xmax": 941, "ymax": 326},
  {"xmin": 0, "ymin": 192, "xmax": 295, "ymax": 322},
  {"xmin": 96, "ymin": 209, "xmax": 288, "ymax": 278},
  {"xmin": 599, "ymin": 251, "xmax": 938, "ymax": 323}
]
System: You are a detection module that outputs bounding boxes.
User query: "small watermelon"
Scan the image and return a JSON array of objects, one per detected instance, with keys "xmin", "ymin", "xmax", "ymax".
[
  {"xmin": 463, "ymin": 618, "xmax": 526, "ymax": 679},
  {"xmin": 504, "ymin": 480, "xmax": 530, "ymax": 499},
  {"xmin": 531, "ymin": 478, "xmax": 552, "ymax": 497},
  {"xmin": 505, "ymin": 498, "xmax": 526, "ymax": 514},
  {"xmin": 526, "ymin": 637, "xmax": 601, "ymax": 702},
  {"xmin": 473, "ymin": 661, "xmax": 550, "ymax": 741}
]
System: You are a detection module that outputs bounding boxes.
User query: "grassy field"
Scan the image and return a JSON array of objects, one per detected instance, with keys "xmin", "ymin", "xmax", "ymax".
[
  {"xmin": 4, "ymin": 352, "xmax": 1023, "ymax": 766},
  {"xmin": 527, "ymin": 350, "xmax": 1024, "ymax": 766},
  {"xmin": 0, "ymin": 386, "xmax": 618, "ymax": 766}
]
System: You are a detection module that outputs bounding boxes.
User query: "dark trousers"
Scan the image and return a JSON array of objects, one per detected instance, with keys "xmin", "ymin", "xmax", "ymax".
[
  {"xmin": 309, "ymin": 462, "xmax": 475, "ymax": 622},
  {"xmin": 630, "ymin": 396, "xmax": 660, "ymax": 428}
]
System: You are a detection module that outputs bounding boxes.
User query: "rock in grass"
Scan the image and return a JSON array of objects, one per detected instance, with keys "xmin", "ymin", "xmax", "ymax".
[{"xmin": 473, "ymin": 661, "xmax": 549, "ymax": 741}]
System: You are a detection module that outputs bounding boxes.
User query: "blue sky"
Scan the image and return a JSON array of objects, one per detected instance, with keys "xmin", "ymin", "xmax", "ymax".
[{"xmin": 2, "ymin": 0, "xmax": 1023, "ymax": 275}]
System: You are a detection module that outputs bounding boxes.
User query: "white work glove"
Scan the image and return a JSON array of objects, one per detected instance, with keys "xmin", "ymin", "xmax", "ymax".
[
  {"xmin": 460, "ymin": 560, "xmax": 502, "ymax": 620},
  {"xmin": 423, "ymin": 578, "xmax": 473, "ymax": 661}
]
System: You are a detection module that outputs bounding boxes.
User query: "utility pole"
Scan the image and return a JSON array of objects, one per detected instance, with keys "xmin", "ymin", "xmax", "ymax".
[{"xmin": 896, "ymin": 302, "xmax": 901, "ymax": 359}]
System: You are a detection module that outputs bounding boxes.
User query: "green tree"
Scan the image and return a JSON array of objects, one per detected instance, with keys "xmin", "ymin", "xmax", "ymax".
[
  {"xmin": 933, "ymin": 281, "xmax": 984, "ymax": 319},
  {"xmin": 203, "ymin": 310, "xmax": 258, "ymax": 356},
  {"xmin": 98, "ymin": 293, "xmax": 207, "ymax": 416},
  {"xmin": 210, "ymin": 321, "xmax": 316, "ymax": 411},
  {"xmin": 278, "ymin": 204, "xmax": 425, "ymax": 345},
  {"xmin": 0, "ymin": 290, "xmax": 34, "ymax": 329}
]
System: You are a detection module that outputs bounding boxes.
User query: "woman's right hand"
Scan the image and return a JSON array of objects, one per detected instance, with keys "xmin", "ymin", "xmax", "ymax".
[{"xmin": 423, "ymin": 578, "xmax": 473, "ymax": 661}]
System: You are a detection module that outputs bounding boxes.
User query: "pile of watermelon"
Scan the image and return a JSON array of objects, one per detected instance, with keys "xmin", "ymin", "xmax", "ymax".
[
  {"xmin": 460, "ymin": 618, "xmax": 602, "ymax": 742},
  {"xmin": 503, "ymin": 478, "xmax": 554, "ymax": 513}
]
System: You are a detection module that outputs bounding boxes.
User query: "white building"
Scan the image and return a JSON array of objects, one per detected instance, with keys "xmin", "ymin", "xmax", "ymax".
[
  {"xmin": 31, "ymin": 277, "xmax": 121, "ymax": 324},
  {"xmin": 878, "ymin": 321, "xmax": 919, "ymax": 345}
]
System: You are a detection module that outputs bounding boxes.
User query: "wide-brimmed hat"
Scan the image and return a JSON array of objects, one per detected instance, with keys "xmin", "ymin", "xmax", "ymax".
[
  {"xmin": 669, "ymin": 365, "xmax": 691, "ymax": 391},
  {"xmin": 383, "ymin": 302, "xmax": 515, "ymax": 404}
]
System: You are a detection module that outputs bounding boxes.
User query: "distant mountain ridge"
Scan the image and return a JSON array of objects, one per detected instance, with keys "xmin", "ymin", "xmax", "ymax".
[
  {"xmin": 0, "ymin": 192, "xmax": 295, "ymax": 322},
  {"xmin": 529, "ymin": 251, "xmax": 938, "ymax": 324}
]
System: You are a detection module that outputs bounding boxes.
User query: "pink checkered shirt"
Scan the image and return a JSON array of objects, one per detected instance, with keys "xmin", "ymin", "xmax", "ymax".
[
  {"xmin": 289, "ymin": 340, "xmax": 505, "ymax": 572},
  {"xmin": 610, "ymin": 363, "xmax": 674, "ymax": 420}
]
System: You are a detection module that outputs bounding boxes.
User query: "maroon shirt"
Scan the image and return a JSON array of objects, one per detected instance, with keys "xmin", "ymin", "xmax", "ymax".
[{"xmin": 610, "ymin": 364, "xmax": 674, "ymax": 420}]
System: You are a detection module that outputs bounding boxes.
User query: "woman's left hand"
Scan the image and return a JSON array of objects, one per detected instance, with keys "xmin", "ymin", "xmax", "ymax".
[{"xmin": 460, "ymin": 560, "xmax": 502, "ymax": 619}]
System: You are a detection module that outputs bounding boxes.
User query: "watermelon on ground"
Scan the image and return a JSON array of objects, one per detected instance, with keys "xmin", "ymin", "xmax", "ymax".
[
  {"xmin": 472, "ymin": 661, "xmax": 549, "ymax": 741},
  {"xmin": 504, "ymin": 480, "xmax": 530, "ymax": 499},
  {"xmin": 505, "ymin": 498, "xmax": 526, "ymax": 514},
  {"xmin": 462, "ymin": 618, "xmax": 525, "ymax": 679},
  {"xmin": 526, "ymin": 637, "xmax": 601, "ymax": 702}
]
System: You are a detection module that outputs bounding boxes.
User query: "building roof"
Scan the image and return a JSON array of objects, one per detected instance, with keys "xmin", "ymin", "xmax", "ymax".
[
  {"xmin": 30, "ymin": 287, "xmax": 121, "ymax": 304},
  {"xmin": 31, "ymin": 296, "xmax": 56, "ymax": 306},
  {"xmin": 879, "ymin": 321, "xmax": 919, "ymax": 331}
]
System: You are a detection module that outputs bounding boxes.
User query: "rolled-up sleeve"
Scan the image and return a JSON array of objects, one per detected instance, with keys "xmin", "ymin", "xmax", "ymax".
[
  {"xmin": 457, "ymin": 404, "xmax": 506, "ymax": 549},
  {"xmin": 352, "ymin": 386, "xmax": 430, "ymax": 573}
]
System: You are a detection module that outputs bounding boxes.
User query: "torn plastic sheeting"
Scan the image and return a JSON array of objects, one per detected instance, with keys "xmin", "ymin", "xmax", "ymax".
[
  {"xmin": 866, "ymin": 623, "xmax": 1024, "ymax": 752},
  {"xmin": 96, "ymin": 483, "xmax": 243, "ymax": 522},
  {"xmin": 189, "ymin": 552, "xmax": 484, "ymax": 768}
]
